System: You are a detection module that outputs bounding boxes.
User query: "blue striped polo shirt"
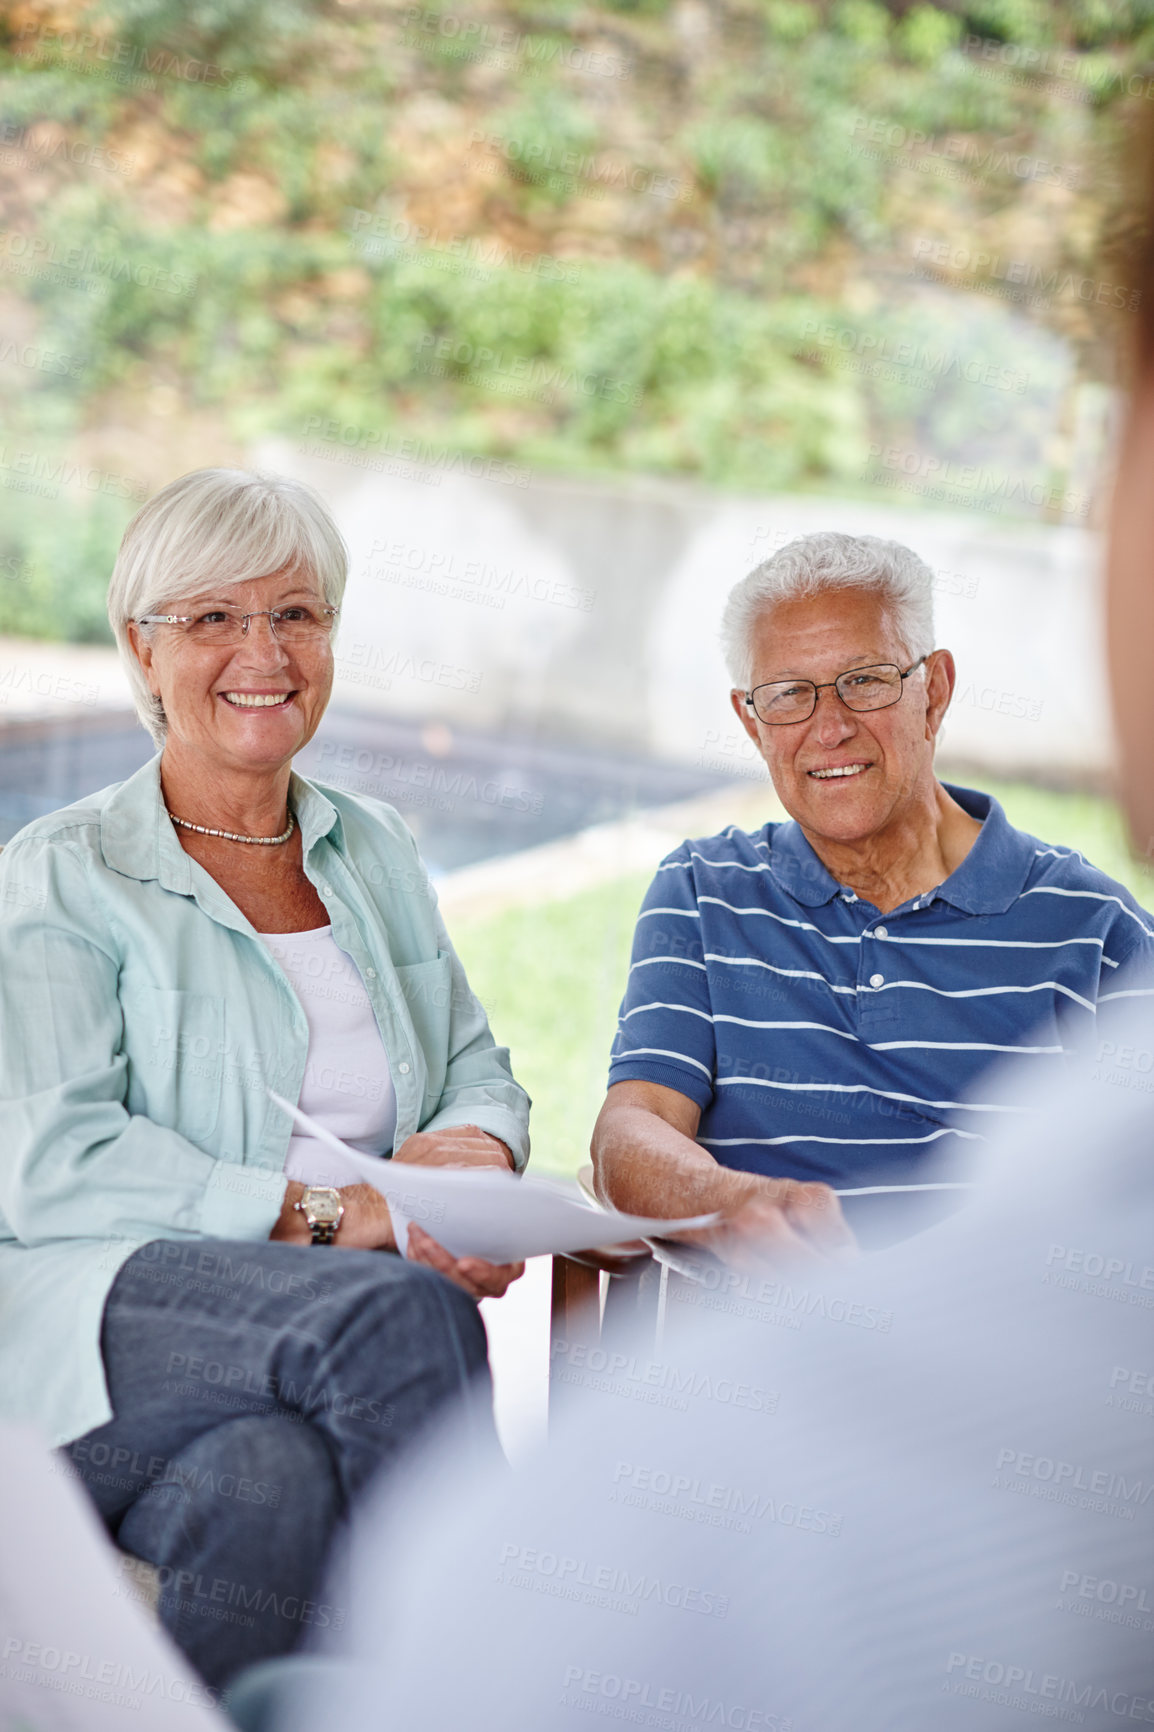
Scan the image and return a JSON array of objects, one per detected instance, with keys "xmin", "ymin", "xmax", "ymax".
[{"xmin": 608, "ymin": 785, "xmax": 1154, "ymax": 1192}]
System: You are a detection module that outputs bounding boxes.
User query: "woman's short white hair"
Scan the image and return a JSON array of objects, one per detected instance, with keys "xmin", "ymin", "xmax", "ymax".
[
  {"xmin": 720, "ymin": 531, "xmax": 936, "ymax": 689},
  {"xmin": 108, "ymin": 468, "xmax": 349, "ymax": 745}
]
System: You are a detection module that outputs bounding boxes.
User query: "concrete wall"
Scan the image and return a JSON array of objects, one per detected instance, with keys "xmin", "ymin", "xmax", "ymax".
[{"xmin": 262, "ymin": 437, "xmax": 1113, "ymax": 784}]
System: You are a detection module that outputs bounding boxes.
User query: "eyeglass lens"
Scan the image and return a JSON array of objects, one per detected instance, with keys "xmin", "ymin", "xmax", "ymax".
[
  {"xmin": 751, "ymin": 664, "xmax": 903, "ymax": 724},
  {"xmin": 184, "ymin": 607, "xmax": 335, "ymax": 644}
]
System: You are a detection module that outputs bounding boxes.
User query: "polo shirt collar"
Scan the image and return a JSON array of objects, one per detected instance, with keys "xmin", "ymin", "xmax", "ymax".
[
  {"xmin": 766, "ymin": 783, "xmax": 1033, "ymax": 915},
  {"xmin": 930, "ymin": 783, "xmax": 1033, "ymax": 915},
  {"xmin": 100, "ymin": 751, "xmax": 344, "ymax": 891}
]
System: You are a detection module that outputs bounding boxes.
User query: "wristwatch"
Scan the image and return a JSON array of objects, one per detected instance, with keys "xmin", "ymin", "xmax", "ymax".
[{"xmin": 295, "ymin": 1186, "xmax": 345, "ymax": 1245}]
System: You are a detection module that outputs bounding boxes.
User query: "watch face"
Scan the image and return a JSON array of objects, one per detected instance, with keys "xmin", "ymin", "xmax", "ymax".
[{"xmin": 306, "ymin": 1189, "xmax": 343, "ymax": 1226}]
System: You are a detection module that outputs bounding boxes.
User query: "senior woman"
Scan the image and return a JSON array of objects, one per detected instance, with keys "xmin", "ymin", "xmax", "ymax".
[{"xmin": 0, "ymin": 467, "xmax": 529, "ymax": 1690}]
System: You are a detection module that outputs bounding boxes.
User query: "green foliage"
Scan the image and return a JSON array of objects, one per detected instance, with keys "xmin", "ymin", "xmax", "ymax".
[
  {"xmin": 762, "ymin": 1, "xmax": 821, "ymax": 43},
  {"xmin": 1, "ymin": 0, "xmax": 1152, "ymax": 640},
  {"xmin": 895, "ymin": 5, "xmax": 964, "ymax": 65},
  {"xmin": 684, "ymin": 115, "xmax": 784, "ymax": 201},
  {"xmin": 831, "ymin": 0, "xmax": 891, "ymax": 48},
  {"xmin": 0, "ymin": 489, "xmax": 128, "ymax": 644},
  {"xmin": 92, "ymin": 0, "xmax": 319, "ymax": 77},
  {"xmin": 960, "ymin": 0, "xmax": 1055, "ymax": 47},
  {"xmin": 486, "ymin": 90, "xmax": 602, "ymax": 202},
  {"xmin": 452, "ymin": 872, "xmax": 651, "ymax": 1177}
]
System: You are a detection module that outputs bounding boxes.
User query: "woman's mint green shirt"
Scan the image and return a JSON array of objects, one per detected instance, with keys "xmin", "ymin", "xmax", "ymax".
[{"xmin": 0, "ymin": 754, "xmax": 530, "ymax": 1447}]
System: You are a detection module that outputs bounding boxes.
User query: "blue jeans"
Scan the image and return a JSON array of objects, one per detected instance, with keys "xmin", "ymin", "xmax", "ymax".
[{"xmin": 64, "ymin": 1238, "xmax": 493, "ymax": 1691}]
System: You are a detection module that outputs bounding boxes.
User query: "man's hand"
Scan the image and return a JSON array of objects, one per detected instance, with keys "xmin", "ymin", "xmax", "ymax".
[
  {"xmin": 693, "ymin": 1176, "xmax": 856, "ymax": 1271},
  {"xmin": 394, "ymin": 1124, "xmax": 515, "ymax": 1172},
  {"xmin": 406, "ymin": 1222, "xmax": 525, "ymax": 1300},
  {"xmin": 592, "ymin": 1081, "xmax": 857, "ymax": 1271}
]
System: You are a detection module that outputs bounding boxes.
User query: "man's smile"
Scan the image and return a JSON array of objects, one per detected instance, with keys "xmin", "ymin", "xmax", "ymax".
[{"xmin": 808, "ymin": 761, "xmax": 871, "ymax": 780}]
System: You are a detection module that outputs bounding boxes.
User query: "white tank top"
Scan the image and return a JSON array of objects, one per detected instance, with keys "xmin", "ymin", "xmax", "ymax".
[{"xmin": 257, "ymin": 925, "xmax": 398, "ymax": 1186}]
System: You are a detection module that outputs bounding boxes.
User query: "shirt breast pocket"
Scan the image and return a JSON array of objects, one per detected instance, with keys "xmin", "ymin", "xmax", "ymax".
[
  {"xmin": 394, "ymin": 954, "xmax": 452, "ymax": 1110},
  {"xmin": 127, "ymin": 987, "xmax": 226, "ymax": 1147}
]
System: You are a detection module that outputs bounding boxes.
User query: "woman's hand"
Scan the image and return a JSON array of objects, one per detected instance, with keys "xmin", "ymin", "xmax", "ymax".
[
  {"xmin": 394, "ymin": 1124, "xmax": 515, "ymax": 1171},
  {"xmin": 405, "ymin": 1222, "xmax": 525, "ymax": 1299}
]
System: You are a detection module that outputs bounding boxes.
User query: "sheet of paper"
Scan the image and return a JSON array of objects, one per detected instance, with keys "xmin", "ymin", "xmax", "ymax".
[
  {"xmin": 269, "ymin": 1094, "xmax": 720, "ymax": 1263},
  {"xmin": 0, "ymin": 1424, "xmax": 228, "ymax": 1728}
]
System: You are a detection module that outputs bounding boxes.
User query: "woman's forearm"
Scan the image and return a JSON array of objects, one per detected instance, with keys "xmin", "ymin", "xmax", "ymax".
[{"xmin": 270, "ymin": 1181, "xmax": 397, "ymax": 1250}]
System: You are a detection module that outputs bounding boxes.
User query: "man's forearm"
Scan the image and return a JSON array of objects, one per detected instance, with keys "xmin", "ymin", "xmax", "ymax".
[{"xmin": 592, "ymin": 1102, "xmax": 761, "ymax": 1220}]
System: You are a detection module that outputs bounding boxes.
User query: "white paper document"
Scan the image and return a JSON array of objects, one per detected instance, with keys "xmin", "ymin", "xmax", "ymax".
[{"xmin": 269, "ymin": 1094, "xmax": 720, "ymax": 1263}]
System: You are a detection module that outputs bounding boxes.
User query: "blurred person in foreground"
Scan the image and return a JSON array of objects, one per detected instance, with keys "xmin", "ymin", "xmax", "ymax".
[
  {"xmin": 0, "ymin": 468, "xmax": 529, "ymax": 1691},
  {"xmin": 594, "ymin": 531, "xmax": 1154, "ymax": 1261},
  {"xmin": 231, "ymin": 444, "xmax": 1154, "ymax": 1730}
]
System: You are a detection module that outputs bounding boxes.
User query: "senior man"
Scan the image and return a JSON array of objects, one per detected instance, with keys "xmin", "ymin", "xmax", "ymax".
[{"xmin": 592, "ymin": 532, "xmax": 1154, "ymax": 1260}]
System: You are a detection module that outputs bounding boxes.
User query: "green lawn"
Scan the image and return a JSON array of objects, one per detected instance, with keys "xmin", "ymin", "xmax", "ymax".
[{"xmin": 451, "ymin": 780, "xmax": 1154, "ymax": 1178}]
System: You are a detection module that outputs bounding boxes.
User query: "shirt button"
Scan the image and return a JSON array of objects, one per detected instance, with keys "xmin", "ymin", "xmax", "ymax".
[
  {"xmin": 364, "ymin": 967, "xmax": 377, "ymax": 980},
  {"xmin": 319, "ymin": 883, "xmax": 332, "ymax": 897},
  {"xmin": 874, "ymin": 926, "xmax": 888, "ymax": 940},
  {"xmin": 398, "ymin": 1062, "xmax": 411, "ymax": 1075},
  {"xmin": 869, "ymin": 972, "xmax": 884, "ymax": 988}
]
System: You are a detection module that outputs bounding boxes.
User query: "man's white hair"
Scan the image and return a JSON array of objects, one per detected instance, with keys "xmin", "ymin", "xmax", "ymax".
[
  {"xmin": 107, "ymin": 468, "xmax": 348, "ymax": 746},
  {"xmin": 720, "ymin": 531, "xmax": 936, "ymax": 690}
]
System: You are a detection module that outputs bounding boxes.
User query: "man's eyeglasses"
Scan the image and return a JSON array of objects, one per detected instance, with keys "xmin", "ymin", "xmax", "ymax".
[
  {"xmin": 743, "ymin": 656, "xmax": 928, "ymax": 726},
  {"xmin": 137, "ymin": 604, "xmax": 340, "ymax": 647}
]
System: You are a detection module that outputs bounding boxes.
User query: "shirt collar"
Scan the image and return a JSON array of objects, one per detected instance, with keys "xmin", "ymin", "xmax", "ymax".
[
  {"xmin": 100, "ymin": 752, "xmax": 344, "ymax": 889},
  {"xmin": 766, "ymin": 783, "xmax": 1033, "ymax": 916},
  {"xmin": 928, "ymin": 783, "xmax": 1033, "ymax": 915}
]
